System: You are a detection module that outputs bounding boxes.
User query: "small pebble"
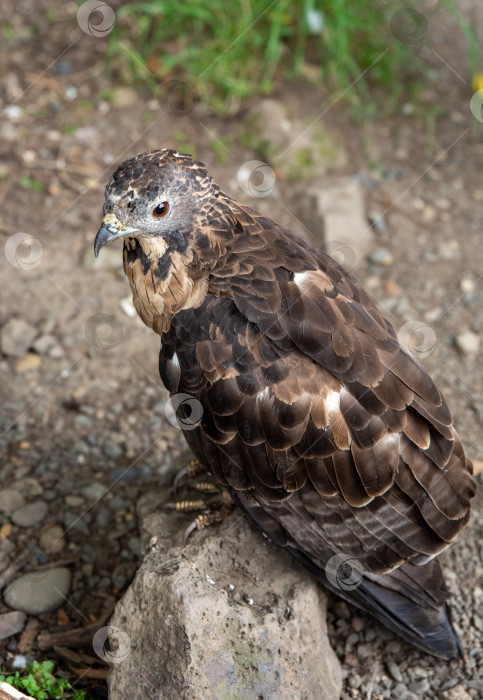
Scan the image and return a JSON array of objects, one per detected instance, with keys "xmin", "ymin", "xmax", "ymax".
[
  {"xmin": 386, "ymin": 661, "xmax": 403, "ymax": 682},
  {"xmin": 455, "ymin": 331, "xmax": 479, "ymax": 356},
  {"xmin": 460, "ymin": 277, "xmax": 475, "ymax": 293},
  {"xmin": 4, "ymin": 105, "xmax": 23, "ymax": 119},
  {"xmin": 32, "ymin": 334, "xmax": 63, "ymax": 358},
  {"xmin": 63, "ymin": 512, "xmax": 89, "ymax": 535},
  {"xmin": 368, "ymin": 211, "xmax": 387, "ymax": 233},
  {"xmin": 334, "ymin": 601, "xmax": 351, "ymax": 619},
  {"xmin": 64, "ymin": 495, "xmax": 85, "ymax": 507},
  {"xmin": 120, "ymin": 296, "xmax": 137, "ymax": 317},
  {"xmin": 1, "ymin": 319, "xmax": 36, "ymax": 356},
  {"xmin": 12, "ymin": 655, "xmax": 27, "ymax": 669},
  {"xmin": 0, "ymin": 611, "xmax": 27, "ymax": 640},
  {"xmin": 12, "ymin": 500, "xmax": 48, "ymax": 528},
  {"xmin": 39, "ymin": 525, "xmax": 65, "ymax": 554},
  {"xmin": 104, "ymin": 441, "xmax": 123, "ymax": 459},
  {"xmin": 357, "ymin": 642, "xmax": 373, "ymax": 659},
  {"xmin": 4, "ymin": 567, "xmax": 71, "ymax": 615},
  {"xmin": 108, "ymin": 496, "xmax": 128, "ymax": 511},
  {"xmin": 385, "ymin": 640, "xmax": 401, "ymax": 654},
  {"xmin": 75, "ymin": 415, "xmax": 92, "ymax": 429},
  {"xmin": 96, "ymin": 508, "xmax": 112, "ymax": 527},
  {"xmin": 0, "ymin": 489, "xmax": 25, "ymax": 515},
  {"xmin": 348, "ymin": 673, "xmax": 362, "ymax": 689},
  {"xmin": 81, "ymin": 483, "xmax": 106, "ymax": 501},
  {"xmin": 412, "ymin": 665, "xmax": 428, "ymax": 679},
  {"xmin": 15, "ymin": 353, "xmax": 42, "ymax": 373},
  {"xmin": 392, "ymin": 683, "xmax": 408, "ymax": 699},
  {"xmin": 421, "ymin": 204, "xmax": 437, "ymax": 223},
  {"xmin": 73, "ymin": 440, "xmax": 90, "ymax": 455},
  {"xmin": 112, "ymin": 562, "xmax": 136, "ymax": 590},
  {"xmin": 365, "ymin": 628, "xmax": 376, "ymax": 642},
  {"xmin": 351, "ymin": 616, "xmax": 364, "ymax": 632},
  {"xmin": 368, "ymin": 248, "xmax": 393, "ymax": 266},
  {"xmin": 408, "ymin": 679, "xmax": 430, "ymax": 694},
  {"xmin": 344, "ymin": 653, "xmax": 358, "ymax": 667},
  {"xmin": 14, "ymin": 478, "xmax": 43, "ymax": 497}
]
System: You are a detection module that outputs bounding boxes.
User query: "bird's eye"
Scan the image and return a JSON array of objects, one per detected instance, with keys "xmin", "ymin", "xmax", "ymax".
[{"xmin": 153, "ymin": 202, "xmax": 169, "ymax": 218}]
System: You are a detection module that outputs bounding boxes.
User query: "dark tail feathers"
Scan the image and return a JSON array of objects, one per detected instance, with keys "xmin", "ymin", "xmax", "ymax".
[{"xmin": 287, "ymin": 545, "xmax": 463, "ymax": 659}]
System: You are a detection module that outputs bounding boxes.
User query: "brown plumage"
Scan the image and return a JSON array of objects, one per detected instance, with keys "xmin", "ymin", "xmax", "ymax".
[{"xmin": 94, "ymin": 149, "xmax": 476, "ymax": 658}]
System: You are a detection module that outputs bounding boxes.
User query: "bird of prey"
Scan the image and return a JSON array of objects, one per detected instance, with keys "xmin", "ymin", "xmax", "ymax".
[{"xmin": 94, "ymin": 149, "xmax": 476, "ymax": 659}]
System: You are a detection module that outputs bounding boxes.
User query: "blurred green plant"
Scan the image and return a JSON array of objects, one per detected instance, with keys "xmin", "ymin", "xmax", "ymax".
[
  {"xmin": 0, "ymin": 660, "xmax": 87, "ymax": 699},
  {"xmin": 105, "ymin": 0, "xmax": 478, "ymax": 115},
  {"xmin": 20, "ymin": 176, "xmax": 42, "ymax": 192}
]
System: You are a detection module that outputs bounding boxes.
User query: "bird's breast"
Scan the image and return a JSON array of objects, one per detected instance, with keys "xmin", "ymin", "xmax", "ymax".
[{"xmin": 123, "ymin": 237, "xmax": 208, "ymax": 334}]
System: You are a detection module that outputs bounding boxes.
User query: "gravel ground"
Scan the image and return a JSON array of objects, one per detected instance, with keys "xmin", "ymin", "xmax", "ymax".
[{"xmin": 0, "ymin": 2, "xmax": 482, "ymax": 698}]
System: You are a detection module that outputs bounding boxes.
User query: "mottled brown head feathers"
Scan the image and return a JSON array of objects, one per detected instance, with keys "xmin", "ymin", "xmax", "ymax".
[{"xmin": 105, "ymin": 149, "xmax": 215, "ymax": 207}]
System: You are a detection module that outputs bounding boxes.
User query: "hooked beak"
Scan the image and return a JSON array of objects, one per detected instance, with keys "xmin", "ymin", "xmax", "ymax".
[{"xmin": 94, "ymin": 213, "xmax": 140, "ymax": 257}]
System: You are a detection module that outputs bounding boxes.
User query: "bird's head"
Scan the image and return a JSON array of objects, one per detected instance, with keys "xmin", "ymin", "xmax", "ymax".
[
  {"xmin": 93, "ymin": 149, "xmax": 234, "ymax": 334},
  {"xmin": 94, "ymin": 149, "xmax": 217, "ymax": 258}
]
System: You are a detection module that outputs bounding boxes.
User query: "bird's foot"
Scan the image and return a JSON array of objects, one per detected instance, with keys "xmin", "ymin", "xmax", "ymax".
[
  {"xmin": 167, "ymin": 459, "xmax": 234, "ymax": 542},
  {"xmin": 172, "ymin": 458, "xmax": 206, "ymax": 495},
  {"xmin": 182, "ymin": 501, "xmax": 233, "ymax": 543}
]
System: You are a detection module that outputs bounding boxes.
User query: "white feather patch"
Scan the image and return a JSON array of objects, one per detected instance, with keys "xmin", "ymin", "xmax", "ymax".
[
  {"xmin": 325, "ymin": 389, "xmax": 340, "ymax": 417},
  {"xmin": 293, "ymin": 272, "xmax": 311, "ymax": 288},
  {"xmin": 256, "ymin": 387, "xmax": 270, "ymax": 402}
]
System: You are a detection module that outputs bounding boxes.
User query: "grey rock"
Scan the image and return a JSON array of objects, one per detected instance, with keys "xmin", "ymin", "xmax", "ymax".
[
  {"xmin": 75, "ymin": 414, "xmax": 92, "ymax": 429},
  {"xmin": 4, "ymin": 567, "xmax": 71, "ymax": 615},
  {"xmin": 32, "ymin": 334, "xmax": 64, "ymax": 358},
  {"xmin": 1, "ymin": 318, "xmax": 37, "ymax": 356},
  {"xmin": 81, "ymin": 482, "xmax": 106, "ymax": 501},
  {"xmin": 12, "ymin": 500, "xmax": 48, "ymax": 527},
  {"xmin": 14, "ymin": 477, "xmax": 43, "ymax": 497},
  {"xmin": 104, "ymin": 441, "xmax": 123, "ymax": 459},
  {"xmin": 127, "ymin": 537, "xmax": 141, "ymax": 556},
  {"xmin": 63, "ymin": 512, "xmax": 89, "ymax": 535},
  {"xmin": 365, "ymin": 627, "xmax": 376, "ymax": 642},
  {"xmin": 0, "ymin": 538, "xmax": 15, "ymax": 565},
  {"xmin": 73, "ymin": 440, "xmax": 90, "ymax": 455},
  {"xmin": 412, "ymin": 665, "xmax": 428, "ymax": 679},
  {"xmin": 108, "ymin": 493, "xmax": 342, "ymax": 700},
  {"xmin": 0, "ymin": 489, "xmax": 25, "ymax": 515},
  {"xmin": 356, "ymin": 642, "xmax": 374, "ymax": 659},
  {"xmin": 108, "ymin": 496, "xmax": 128, "ymax": 511},
  {"xmin": 112, "ymin": 562, "xmax": 136, "ymax": 590},
  {"xmin": 408, "ymin": 679, "xmax": 430, "ymax": 694},
  {"xmin": 333, "ymin": 601, "xmax": 350, "ymax": 619},
  {"xmin": 392, "ymin": 683, "xmax": 409, "ymax": 699},
  {"xmin": 0, "ymin": 611, "xmax": 27, "ymax": 640},
  {"xmin": 39, "ymin": 525, "xmax": 66, "ymax": 554},
  {"xmin": 96, "ymin": 507, "xmax": 111, "ymax": 527},
  {"xmin": 467, "ymin": 680, "xmax": 483, "ymax": 691},
  {"xmin": 245, "ymin": 99, "xmax": 347, "ymax": 181},
  {"xmin": 296, "ymin": 177, "xmax": 373, "ymax": 267},
  {"xmin": 387, "ymin": 661, "xmax": 403, "ymax": 683},
  {"xmin": 348, "ymin": 673, "xmax": 362, "ymax": 689}
]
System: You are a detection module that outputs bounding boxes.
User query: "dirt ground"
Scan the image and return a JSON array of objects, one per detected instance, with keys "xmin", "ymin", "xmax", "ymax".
[{"xmin": 0, "ymin": 2, "xmax": 482, "ymax": 698}]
